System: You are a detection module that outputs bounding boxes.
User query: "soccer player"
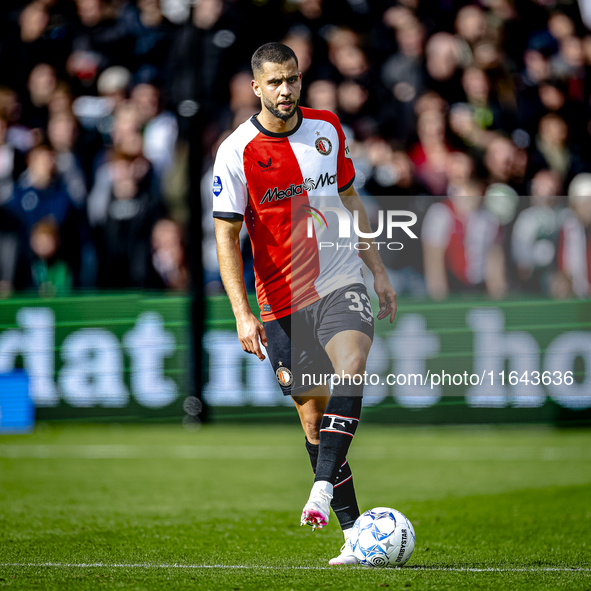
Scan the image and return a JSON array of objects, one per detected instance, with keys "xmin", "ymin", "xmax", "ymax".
[{"xmin": 213, "ymin": 42, "xmax": 397, "ymax": 565}]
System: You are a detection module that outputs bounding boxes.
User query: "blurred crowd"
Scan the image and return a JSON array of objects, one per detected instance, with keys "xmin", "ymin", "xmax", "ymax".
[{"xmin": 1, "ymin": 0, "xmax": 591, "ymax": 301}]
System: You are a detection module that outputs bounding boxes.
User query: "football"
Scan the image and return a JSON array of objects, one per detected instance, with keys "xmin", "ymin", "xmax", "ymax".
[{"xmin": 350, "ymin": 507, "xmax": 416, "ymax": 568}]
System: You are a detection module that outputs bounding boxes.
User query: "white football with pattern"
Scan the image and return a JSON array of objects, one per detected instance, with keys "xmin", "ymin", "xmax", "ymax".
[{"xmin": 350, "ymin": 507, "xmax": 415, "ymax": 568}]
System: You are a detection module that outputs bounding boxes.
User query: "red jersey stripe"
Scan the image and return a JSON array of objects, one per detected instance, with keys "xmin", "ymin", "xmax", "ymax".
[{"xmin": 243, "ymin": 133, "xmax": 320, "ymax": 318}]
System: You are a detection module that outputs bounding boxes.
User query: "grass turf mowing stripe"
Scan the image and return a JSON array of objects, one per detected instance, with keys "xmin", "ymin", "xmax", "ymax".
[
  {"xmin": 2, "ymin": 426, "xmax": 589, "ymax": 591},
  {"xmin": 1, "ymin": 563, "xmax": 590, "ymax": 572},
  {"xmin": 1, "ymin": 444, "xmax": 590, "ymax": 461}
]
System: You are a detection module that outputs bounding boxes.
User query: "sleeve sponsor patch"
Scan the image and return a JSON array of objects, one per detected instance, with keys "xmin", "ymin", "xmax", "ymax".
[
  {"xmin": 344, "ymin": 139, "xmax": 351, "ymax": 159},
  {"xmin": 213, "ymin": 176, "xmax": 223, "ymax": 196}
]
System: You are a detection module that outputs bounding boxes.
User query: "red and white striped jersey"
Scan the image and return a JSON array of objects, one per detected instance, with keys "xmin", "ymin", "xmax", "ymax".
[{"xmin": 213, "ymin": 107, "xmax": 363, "ymax": 321}]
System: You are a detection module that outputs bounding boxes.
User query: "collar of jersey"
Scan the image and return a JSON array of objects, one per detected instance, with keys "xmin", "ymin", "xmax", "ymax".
[{"xmin": 251, "ymin": 107, "xmax": 303, "ymax": 138}]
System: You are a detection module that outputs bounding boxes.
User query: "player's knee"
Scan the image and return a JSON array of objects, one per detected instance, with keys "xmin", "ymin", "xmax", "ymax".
[
  {"xmin": 305, "ymin": 426, "xmax": 321, "ymax": 445},
  {"xmin": 303, "ymin": 416, "xmax": 322, "ymax": 443}
]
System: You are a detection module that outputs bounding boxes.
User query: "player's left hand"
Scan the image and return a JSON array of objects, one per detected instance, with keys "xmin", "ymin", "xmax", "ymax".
[{"xmin": 374, "ymin": 271, "xmax": 397, "ymax": 323}]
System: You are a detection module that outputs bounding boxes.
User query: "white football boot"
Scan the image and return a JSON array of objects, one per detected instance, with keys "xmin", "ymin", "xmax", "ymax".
[
  {"xmin": 329, "ymin": 528, "xmax": 359, "ymax": 565},
  {"xmin": 300, "ymin": 480, "xmax": 333, "ymax": 530}
]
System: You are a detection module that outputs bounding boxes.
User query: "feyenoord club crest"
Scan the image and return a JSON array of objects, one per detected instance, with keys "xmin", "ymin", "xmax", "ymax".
[
  {"xmin": 315, "ymin": 137, "xmax": 332, "ymax": 155},
  {"xmin": 275, "ymin": 362, "xmax": 293, "ymax": 387}
]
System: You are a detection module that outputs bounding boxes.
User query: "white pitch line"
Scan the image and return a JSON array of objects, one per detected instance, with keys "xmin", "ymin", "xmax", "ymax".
[
  {"xmin": 0, "ymin": 563, "xmax": 329, "ymax": 571},
  {"xmin": 0, "ymin": 563, "xmax": 589, "ymax": 573}
]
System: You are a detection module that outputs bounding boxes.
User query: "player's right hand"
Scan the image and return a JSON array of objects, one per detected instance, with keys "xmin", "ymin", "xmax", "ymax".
[{"xmin": 236, "ymin": 313, "xmax": 268, "ymax": 361}]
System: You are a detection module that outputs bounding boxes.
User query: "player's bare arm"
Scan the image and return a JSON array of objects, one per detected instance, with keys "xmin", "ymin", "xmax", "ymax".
[
  {"xmin": 339, "ymin": 185, "xmax": 398, "ymax": 323},
  {"xmin": 214, "ymin": 217, "xmax": 267, "ymax": 360}
]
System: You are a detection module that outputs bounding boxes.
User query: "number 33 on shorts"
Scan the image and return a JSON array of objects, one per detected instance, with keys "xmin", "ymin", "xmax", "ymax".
[{"xmin": 345, "ymin": 291, "xmax": 373, "ymax": 324}]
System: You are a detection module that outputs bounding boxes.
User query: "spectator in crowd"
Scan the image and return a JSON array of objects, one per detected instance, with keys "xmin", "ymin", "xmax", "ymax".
[
  {"xmin": 556, "ymin": 174, "xmax": 591, "ymax": 298},
  {"xmin": 306, "ymin": 79, "xmax": 338, "ymax": 113},
  {"xmin": 22, "ymin": 63, "xmax": 57, "ymax": 133},
  {"xmin": 449, "ymin": 67, "xmax": 513, "ymax": 152},
  {"xmin": 454, "ymin": 4, "xmax": 488, "ymax": 60},
  {"xmin": 67, "ymin": 0, "xmax": 131, "ymax": 96},
  {"xmin": 364, "ymin": 140, "xmax": 430, "ymax": 197},
  {"xmin": 120, "ymin": 0, "xmax": 177, "ymax": 81},
  {"xmin": 148, "ymin": 217, "xmax": 189, "ymax": 290},
  {"xmin": 511, "ymin": 170, "xmax": 564, "ymax": 294},
  {"xmin": 424, "ymin": 32, "xmax": 464, "ymax": 105},
  {"xmin": 89, "ymin": 98, "xmax": 142, "ymax": 187},
  {"xmin": 72, "ymin": 65, "xmax": 130, "ymax": 138},
  {"xmin": 336, "ymin": 79, "xmax": 373, "ymax": 138},
  {"xmin": 408, "ymin": 108, "xmax": 453, "ymax": 195},
  {"xmin": 27, "ymin": 216, "xmax": 73, "ymax": 296},
  {"xmin": 551, "ymin": 33, "xmax": 585, "ymax": 87},
  {"xmin": 520, "ymin": 77, "xmax": 566, "ymax": 134},
  {"xmin": 0, "ymin": 117, "xmax": 18, "ymax": 205},
  {"xmin": 0, "ymin": 87, "xmax": 35, "ymax": 155},
  {"xmin": 282, "ymin": 25, "xmax": 314, "ymax": 80},
  {"xmin": 87, "ymin": 122, "xmax": 164, "ymax": 288},
  {"xmin": 48, "ymin": 81, "xmax": 75, "ymax": 120},
  {"xmin": 520, "ymin": 48, "xmax": 551, "ymax": 89},
  {"xmin": 9, "ymin": 2, "xmax": 52, "ymax": 91},
  {"xmin": 47, "ymin": 111, "xmax": 87, "ymax": 206},
  {"xmin": 0, "ymin": 206, "xmax": 20, "ymax": 297},
  {"xmin": 530, "ymin": 113, "xmax": 578, "ymax": 183},
  {"xmin": 96, "ymin": 65, "xmax": 130, "ymax": 107},
  {"xmin": 2, "ymin": 143, "xmax": 83, "ymax": 283},
  {"xmin": 483, "ymin": 135, "xmax": 519, "ymax": 190},
  {"xmin": 421, "ymin": 195, "xmax": 507, "ymax": 300},
  {"xmin": 379, "ymin": 17, "xmax": 425, "ymax": 142},
  {"xmin": 130, "ymin": 82, "xmax": 178, "ymax": 182},
  {"xmin": 446, "ymin": 151, "xmax": 477, "ymax": 196},
  {"xmin": 164, "ymin": 0, "xmax": 241, "ymax": 138},
  {"xmin": 529, "ymin": 167, "xmax": 564, "ymax": 198}
]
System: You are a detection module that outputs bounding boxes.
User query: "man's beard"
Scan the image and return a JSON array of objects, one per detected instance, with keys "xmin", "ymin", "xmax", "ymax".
[{"xmin": 262, "ymin": 95, "xmax": 299, "ymax": 122}]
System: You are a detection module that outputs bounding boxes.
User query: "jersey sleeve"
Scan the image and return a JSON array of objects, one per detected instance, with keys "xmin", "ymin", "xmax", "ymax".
[
  {"xmin": 333, "ymin": 116, "xmax": 355, "ymax": 192},
  {"xmin": 212, "ymin": 139, "xmax": 248, "ymax": 221}
]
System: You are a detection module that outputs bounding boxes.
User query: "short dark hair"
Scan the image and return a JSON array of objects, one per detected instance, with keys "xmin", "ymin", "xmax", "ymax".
[{"xmin": 251, "ymin": 43, "xmax": 298, "ymax": 78}]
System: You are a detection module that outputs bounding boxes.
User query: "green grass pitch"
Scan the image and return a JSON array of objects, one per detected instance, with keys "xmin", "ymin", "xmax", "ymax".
[{"xmin": 0, "ymin": 422, "xmax": 590, "ymax": 590}]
